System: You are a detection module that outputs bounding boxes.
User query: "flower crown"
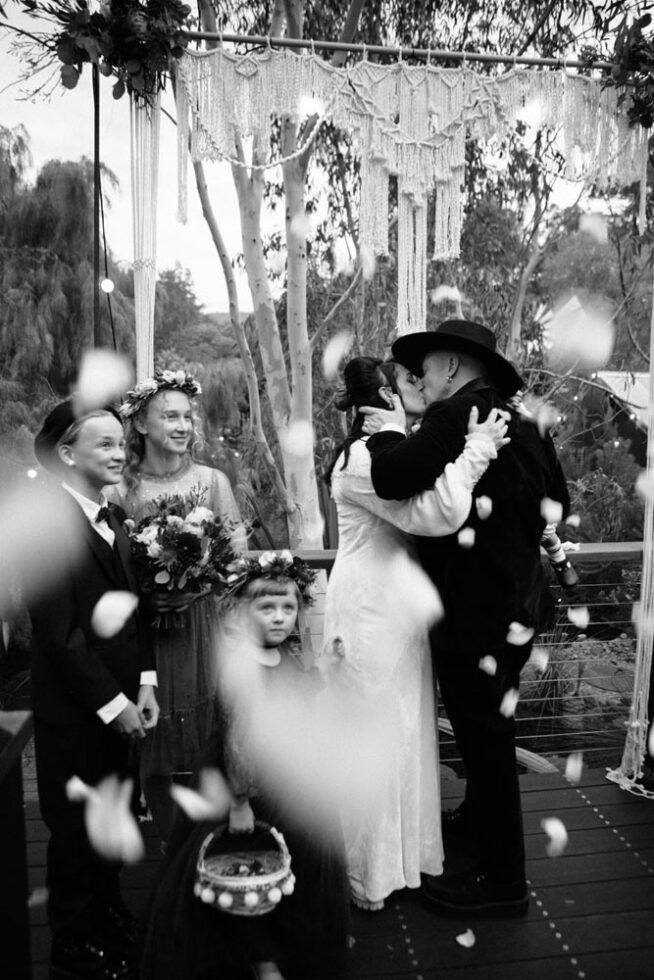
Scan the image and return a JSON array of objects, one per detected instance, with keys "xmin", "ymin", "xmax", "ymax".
[
  {"xmin": 223, "ymin": 551, "xmax": 317, "ymax": 605},
  {"xmin": 120, "ymin": 370, "xmax": 202, "ymax": 419}
]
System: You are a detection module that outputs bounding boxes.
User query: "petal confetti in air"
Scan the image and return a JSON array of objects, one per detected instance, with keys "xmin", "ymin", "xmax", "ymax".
[
  {"xmin": 91, "ymin": 591, "xmax": 139, "ymax": 639},
  {"xmin": 529, "ymin": 646, "xmax": 550, "ymax": 673},
  {"xmin": 430, "ymin": 284, "xmax": 462, "ymax": 306},
  {"xmin": 565, "ymin": 752, "xmax": 584, "ymax": 784},
  {"xmin": 359, "ymin": 244, "xmax": 376, "ymax": 281},
  {"xmin": 298, "ymin": 93, "xmax": 325, "ymax": 117},
  {"xmin": 75, "ymin": 349, "xmax": 134, "ymax": 413},
  {"xmin": 567, "ymin": 606, "xmax": 590, "ymax": 629},
  {"xmin": 479, "ymin": 656, "xmax": 497, "ymax": 676},
  {"xmin": 455, "ymin": 929, "xmax": 476, "ymax": 948},
  {"xmin": 322, "ymin": 331, "xmax": 354, "ymax": 380},
  {"xmin": 565, "ymin": 513, "xmax": 581, "ymax": 528},
  {"xmin": 28, "ymin": 887, "xmax": 49, "ymax": 908},
  {"xmin": 540, "ymin": 497, "xmax": 563, "ymax": 524},
  {"xmin": 499, "ymin": 688, "xmax": 520, "ymax": 718},
  {"xmin": 278, "ymin": 420, "xmax": 315, "ymax": 457},
  {"xmin": 475, "ymin": 495, "xmax": 493, "ymax": 520},
  {"xmin": 648, "ymin": 723, "xmax": 654, "ymax": 759},
  {"xmin": 268, "ymin": 250, "xmax": 286, "ymax": 275},
  {"xmin": 290, "ymin": 211, "xmax": 315, "ymax": 239},
  {"xmin": 520, "ymin": 395, "xmax": 560, "ymax": 438},
  {"xmin": 506, "ymin": 622, "xmax": 535, "ymax": 646},
  {"xmin": 544, "ymin": 296, "xmax": 614, "ymax": 372},
  {"xmin": 541, "ymin": 816, "xmax": 568, "ymax": 857},
  {"xmin": 579, "ymin": 212, "xmax": 608, "ymax": 244},
  {"xmin": 457, "ymin": 527, "xmax": 476, "ymax": 549},
  {"xmin": 635, "ymin": 471, "xmax": 654, "ymax": 502},
  {"xmin": 68, "ymin": 775, "xmax": 144, "ymax": 863},
  {"xmin": 170, "ymin": 768, "xmax": 231, "ymax": 821}
]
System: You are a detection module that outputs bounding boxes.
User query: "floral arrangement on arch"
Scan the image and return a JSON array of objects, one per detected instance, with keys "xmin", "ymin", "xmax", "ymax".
[
  {"xmin": 127, "ymin": 485, "xmax": 238, "ymax": 626},
  {"xmin": 26, "ymin": 0, "xmax": 192, "ymax": 101}
]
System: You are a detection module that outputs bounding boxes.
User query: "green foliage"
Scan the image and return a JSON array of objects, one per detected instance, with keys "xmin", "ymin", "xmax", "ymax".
[{"xmin": 565, "ymin": 435, "xmax": 644, "ymax": 542}]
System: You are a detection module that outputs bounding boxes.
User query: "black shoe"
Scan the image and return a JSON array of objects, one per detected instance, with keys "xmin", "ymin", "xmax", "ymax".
[
  {"xmin": 50, "ymin": 935, "xmax": 134, "ymax": 980},
  {"xmin": 421, "ymin": 871, "xmax": 528, "ymax": 918},
  {"xmin": 441, "ymin": 803, "xmax": 473, "ymax": 843},
  {"xmin": 551, "ymin": 558, "xmax": 579, "ymax": 590}
]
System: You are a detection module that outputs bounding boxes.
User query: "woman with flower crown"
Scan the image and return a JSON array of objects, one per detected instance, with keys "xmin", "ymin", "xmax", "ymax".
[
  {"xmin": 108, "ymin": 369, "xmax": 247, "ymax": 842},
  {"xmin": 322, "ymin": 356, "xmax": 509, "ymax": 912}
]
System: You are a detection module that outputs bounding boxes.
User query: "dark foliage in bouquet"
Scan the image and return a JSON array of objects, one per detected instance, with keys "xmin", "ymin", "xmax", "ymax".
[
  {"xmin": 20, "ymin": 0, "xmax": 191, "ymax": 101},
  {"xmin": 127, "ymin": 484, "xmax": 239, "ymax": 624}
]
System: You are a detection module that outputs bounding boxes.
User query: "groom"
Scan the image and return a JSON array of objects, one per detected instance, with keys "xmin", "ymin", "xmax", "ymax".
[{"xmin": 364, "ymin": 320, "xmax": 570, "ymax": 917}]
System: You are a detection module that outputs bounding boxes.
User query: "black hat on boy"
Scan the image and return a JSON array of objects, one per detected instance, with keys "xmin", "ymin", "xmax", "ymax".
[
  {"xmin": 391, "ymin": 320, "xmax": 523, "ymax": 398},
  {"xmin": 34, "ymin": 400, "xmax": 122, "ymax": 473}
]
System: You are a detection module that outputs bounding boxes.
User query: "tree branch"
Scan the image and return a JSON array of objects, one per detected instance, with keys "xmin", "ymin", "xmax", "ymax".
[{"xmin": 309, "ymin": 265, "xmax": 363, "ymax": 353}]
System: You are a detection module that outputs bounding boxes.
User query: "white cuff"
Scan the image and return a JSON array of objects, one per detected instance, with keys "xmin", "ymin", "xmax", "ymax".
[
  {"xmin": 97, "ymin": 692, "xmax": 128, "ymax": 725},
  {"xmin": 140, "ymin": 671, "xmax": 158, "ymax": 687},
  {"xmin": 379, "ymin": 423, "xmax": 406, "ymax": 435}
]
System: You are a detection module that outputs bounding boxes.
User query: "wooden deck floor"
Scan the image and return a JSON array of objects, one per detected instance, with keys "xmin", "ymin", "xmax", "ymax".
[{"xmin": 24, "ymin": 756, "xmax": 654, "ymax": 980}]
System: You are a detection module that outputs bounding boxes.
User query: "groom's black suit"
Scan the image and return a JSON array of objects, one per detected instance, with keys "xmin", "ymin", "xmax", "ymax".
[
  {"xmin": 367, "ymin": 379, "xmax": 569, "ymax": 883},
  {"xmin": 28, "ymin": 490, "xmax": 153, "ymax": 942}
]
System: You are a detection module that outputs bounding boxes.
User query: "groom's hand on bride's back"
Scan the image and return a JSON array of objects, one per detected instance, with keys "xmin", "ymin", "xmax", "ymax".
[{"xmin": 360, "ymin": 394, "xmax": 406, "ymax": 434}]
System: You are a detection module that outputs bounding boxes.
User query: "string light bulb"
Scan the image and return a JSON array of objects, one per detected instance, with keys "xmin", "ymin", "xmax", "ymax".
[
  {"xmin": 100, "ymin": 278, "xmax": 115, "ymax": 294},
  {"xmin": 26, "ymin": 468, "xmax": 37, "ymax": 479}
]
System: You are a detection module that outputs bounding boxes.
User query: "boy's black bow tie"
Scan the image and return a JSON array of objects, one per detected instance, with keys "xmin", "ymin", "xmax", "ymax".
[{"xmin": 95, "ymin": 505, "xmax": 112, "ymax": 524}]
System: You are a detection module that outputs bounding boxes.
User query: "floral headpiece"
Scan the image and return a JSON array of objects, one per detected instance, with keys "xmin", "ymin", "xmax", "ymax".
[
  {"xmin": 120, "ymin": 370, "xmax": 202, "ymax": 419},
  {"xmin": 223, "ymin": 551, "xmax": 317, "ymax": 605}
]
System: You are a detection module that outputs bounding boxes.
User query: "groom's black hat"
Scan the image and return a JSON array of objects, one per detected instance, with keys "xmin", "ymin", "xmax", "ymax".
[
  {"xmin": 391, "ymin": 320, "xmax": 523, "ymax": 398},
  {"xmin": 34, "ymin": 400, "xmax": 122, "ymax": 472}
]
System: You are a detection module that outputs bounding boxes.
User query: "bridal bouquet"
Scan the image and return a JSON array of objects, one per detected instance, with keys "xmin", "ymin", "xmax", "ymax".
[{"xmin": 127, "ymin": 485, "xmax": 240, "ymax": 627}]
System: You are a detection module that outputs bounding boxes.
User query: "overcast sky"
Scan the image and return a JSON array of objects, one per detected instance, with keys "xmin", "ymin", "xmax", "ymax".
[{"xmin": 0, "ymin": 11, "xmax": 254, "ymax": 312}]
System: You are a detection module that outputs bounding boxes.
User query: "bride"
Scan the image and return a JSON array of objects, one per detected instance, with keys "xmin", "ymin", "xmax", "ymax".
[{"xmin": 322, "ymin": 355, "xmax": 508, "ymax": 911}]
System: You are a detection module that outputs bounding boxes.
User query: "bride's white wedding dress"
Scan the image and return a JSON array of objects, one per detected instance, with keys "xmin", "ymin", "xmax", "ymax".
[{"xmin": 322, "ymin": 432, "xmax": 497, "ymax": 906}]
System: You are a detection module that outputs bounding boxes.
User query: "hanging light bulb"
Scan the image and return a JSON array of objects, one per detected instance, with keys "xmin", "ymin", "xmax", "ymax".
[
  {"xmin": 100, "ymin": 278, "xmax": 115, "ymax": 294},
  {"xmin": 26, "ymin": 469, "xmax": 37, "ymax": 479}
]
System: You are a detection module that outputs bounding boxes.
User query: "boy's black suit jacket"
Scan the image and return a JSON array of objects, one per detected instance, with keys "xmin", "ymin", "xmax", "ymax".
[
  {"xmin": 28, "ymin": 489, "xmax": 154, "ymax": 725},
  {"xmin": 367, "ymin": 380, "xmax": 571, "ymax": 653}
]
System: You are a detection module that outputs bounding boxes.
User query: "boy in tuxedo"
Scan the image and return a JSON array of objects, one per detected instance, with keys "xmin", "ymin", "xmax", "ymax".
[{"xmin": 29, "ymin": 402, "xmax": 158, "ymax": 980}]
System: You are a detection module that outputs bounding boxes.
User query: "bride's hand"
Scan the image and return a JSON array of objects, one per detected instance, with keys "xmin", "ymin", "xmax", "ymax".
[
  {"xmin": 360, "ymin": 394, "xmax": 406, "ymax": 435},
  {"xmin": 467, "ymin": 406, "xmax": 511, "ymax": 452}
]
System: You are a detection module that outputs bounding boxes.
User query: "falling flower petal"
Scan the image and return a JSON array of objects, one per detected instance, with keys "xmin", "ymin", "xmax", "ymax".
[
  {"xmin": 541, "ymin": 816, "xmax": 568, "ymax": 856},
  {"xmin": 290, "ymin": 212, "xmax": 314, "ymax": 239},
  {"xmin": 430, "ymin": 284, "xmax": 462, "ymax": 306},
  {"xmin": 565, "ymin": 752, "xmax": 584, "ymax": 784},
  {"xmin": 475, "ymin": 496, "xmax": 493, "ymax": 520},
  {"xmin": 28, "ymin": 887, "xmax": 49, "ymax": 908},
  {"xmin": 268, "ymin": 251, "xmax": 286, "ymax": 275},
  {"xmin": 529, "ymin": 646, "xmax": 550, "ymax": 673},
  {"xmin": 278, "ymin": 420, "xmax": 315, "ymax": 458},
  {"xmin": 66, "ymin": 775, "xmax": 96, "ymax": 804},
  {"xmin": 359, "ymin": 244, "xmax": 376, "ymax": 281},
  {"xmin": 563, "ymin": 540, "xmax": 580, "ymax": 552},
  {"xmin": 635, "ymin": 472, "xmax": 654, "ymax": 502},
  {"xmin": 170, "ymin": 768, "xmax": 231, "ymax": 821},
  {"xmin": 579, "ymin": 212, "xmax": 608, "ymax": 244},
  {"xmin": 540, "ymin": 498, "xmax": 563, "ymax": 524},
  {"xmin": 545, "ymin": 296, "xmax": 614, "ymax": 372},
  {"xmin": 506, "ymin": 622, "xmax": 535, "ymax": 646},
  {"xmin": 520, "ymin": 395, "xmax": 560, "ymax": 438},
  {"xmin": 648, "ymin": 724, "xmax": 654, "ymax": 759},
  {"xmin": 500, "ymin": 688, "xmax": 520, "ymax": 718},
  {"xmin": 457, "ymin": 527, "xmax": 476, "ymax": 549},
  {"xmin": 85, "ymin": 776, "xmax": 144, "ymax": 863},
  {"xmin": 91, "ymin": 591, "xmax": 139, "ymax": 639},
  {"xmin": 455, "ymin": 928, "xmax": 476, "ymax": 948},
  {"xmin": 567, "ymin": 606, "xmax": 589, "ymax": 629},
  {"xmin": 75, "ymin": 349, "xmax": 133, "ymax": 413},
  {"xmin": 565, "ymin": 513, "xmax": 581, "ymax": 528},
  {"xmin": 479, "ymin": 656, "xmax": 497, "ymax": 676},
  {"xmin": 322, "ymin": 331, "xmax": 354, "ymax": 380}
]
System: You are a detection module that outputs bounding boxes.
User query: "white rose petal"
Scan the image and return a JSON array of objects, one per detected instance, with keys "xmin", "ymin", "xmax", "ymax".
[
  {"xmin": 75, "ymin": 349, "xmax": 133, "ymax": 413},
  {"xmin": 322, "ymin": 331, "xmax": 354, "ymax": 380},
  {"xmin": 457, "ymin": 527, "xmax": 476, "ymax": 549},
  {"xmin": 91, "ymin": 591, "xmax": 139, "ymax": 638},
  {"xmin": 290, "ymin": 212, "xmax": 314, "ymax": 239},
  {"xmin": 565, "ymin": 752, "xmax": 584, "ymax": 784},
  {"xmin": 635, "ymin": 471, "xmax": 654, "ymax": 501},
  {"xmin": 430, "ymin": 284, "xmax": 462, "ymax": 306},
  {"xmin": 359, "ymin": 244, "xmax": 376, "ymax": 281},
  {"xmin": 479, "ymin": 656, "xmax": 497, "ymax": 676},
  {"xmin": 567, "ymin": 606, "xmax": 590, "ymax": 629},
  {"xmin": 66, "ymin": 775, "xmax": 96, "ymax": 803},
  {"xmin": 455, "ymin": 928, "xmax": 476, "ymax": 949},
  {"xmin": 648, "ymin": 723, "xmax": 654, "ymax": 760},
  {"xmin": 541, "ymin": 816, "xmax": 568, "ymax": 857},
  {"xmin": 506, "ymin": 622, "xmax": 535, "ymax": 646},
  {"xmin": 85, "ymin": 776, "xmax": 144, "ymax": 863},
  {"xmin": 27, "ymin": 887, "xmax": 49, "ymax": 908},
  {"xmin": 475, "ymin": 496, "xmax": 493, "ymax": 520},
  {"xmin": 529, "ymin": 646, "xmax": 550, "ymax": 673},
  {"xmin": 544, "ymin": 296, "xmax": 614, "ymax": 372},
  {"xmin": 499, "ymin": 688, "xmax": 520, "ymax": 718},
  {"xmin": 579, "ymin": 212, "xmax": 608, "ymax": 244},
  {"xmin": 279, "ymin": 420, "xmax": 314, "ymax": 458},
  {"xmin": 565, "ymin": 513, "xmax": 581, "ymax": 528},
  {"xmin": 540, "ymin": 497, "xmax": 563, "ymax": 524},
  {"xmin": 170, "ymin": 768, "xmax": 231, "ymax": 821}
]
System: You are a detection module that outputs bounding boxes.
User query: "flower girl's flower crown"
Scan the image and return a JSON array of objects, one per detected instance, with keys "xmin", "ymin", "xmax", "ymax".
[
  {"xmin": 223, "ymin": 550, "xmax": 317, "ymax": 605},
  {"xmin": 120, "ymin": 370, "xmax": 202, "ymax": 419}
]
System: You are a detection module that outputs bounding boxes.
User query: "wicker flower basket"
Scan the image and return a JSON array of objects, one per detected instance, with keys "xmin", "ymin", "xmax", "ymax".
[{"xmin": 194, "ymin": 821, "xmax": 294, "ymax": 916}]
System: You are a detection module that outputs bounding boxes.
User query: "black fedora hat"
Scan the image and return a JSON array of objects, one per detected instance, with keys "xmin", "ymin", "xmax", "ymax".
[
  {"xmin": 391, "ymin": 320, "xmax": 523, "ymax": 398},
  {"xmin": 34, "ymin": 400, "xmax": 122, "ymax": 472}
]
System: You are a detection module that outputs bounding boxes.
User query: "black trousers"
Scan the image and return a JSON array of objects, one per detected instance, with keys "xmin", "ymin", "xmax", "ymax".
[
  {"xmin": 434, "ymin": 628, "xmax": 531, "ymax": 884},
  {"xmin": 34, "ymin": 717, "xmax": 130, "ymax": 941}
]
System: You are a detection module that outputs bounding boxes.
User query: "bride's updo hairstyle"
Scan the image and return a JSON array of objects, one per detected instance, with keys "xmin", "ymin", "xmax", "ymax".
[{"xmin": 325, "ymin": 356, "xmax": 400, "ymax": 484}]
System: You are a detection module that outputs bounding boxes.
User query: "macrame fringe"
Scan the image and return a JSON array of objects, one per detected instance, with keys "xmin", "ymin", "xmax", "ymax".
[{"xmin": 130, "ymin": 93, "xmax": 160, "ymax": 382}]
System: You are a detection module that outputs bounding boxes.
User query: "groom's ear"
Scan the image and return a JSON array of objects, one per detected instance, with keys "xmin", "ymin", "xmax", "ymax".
[{"xmin": 448, "ymin": 354, "xmax": 460, "ymax": 377}]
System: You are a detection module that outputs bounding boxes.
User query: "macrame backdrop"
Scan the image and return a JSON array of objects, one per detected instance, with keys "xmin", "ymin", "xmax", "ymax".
[
  {"xmin": 174, "ymin": 48, "xmax": 648, "ymax": 336},
  {"xmin": 131, "ymin": 93, "xmax": 161, "ymax": 381},
  {"xmin": 167, "ymin": 45, "xmax": 654, "ymax": 790}
]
